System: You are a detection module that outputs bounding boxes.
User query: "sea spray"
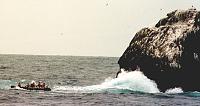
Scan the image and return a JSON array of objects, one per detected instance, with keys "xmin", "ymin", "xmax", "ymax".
[
  {"xmin": 165, "ymin": 87, "xmax": 183, "ymax": 94},
  {"xmin": 53, "ymin": 69, "xmax": 160, "ymax": 93}
]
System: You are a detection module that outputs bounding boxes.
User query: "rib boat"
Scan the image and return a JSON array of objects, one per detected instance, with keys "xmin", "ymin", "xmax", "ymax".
[{"xmin": 10, "ymin": 85, "xmax": 51, "ymax": 91}]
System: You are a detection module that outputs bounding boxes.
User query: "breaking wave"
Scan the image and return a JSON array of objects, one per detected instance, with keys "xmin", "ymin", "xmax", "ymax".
[
  {"xmin": 165, "ymin": 87, "xmax": 183, "ymax": 94},
  {"xmin": 53, "ymin": 69, "xmax": 160, "ymax": 93}
]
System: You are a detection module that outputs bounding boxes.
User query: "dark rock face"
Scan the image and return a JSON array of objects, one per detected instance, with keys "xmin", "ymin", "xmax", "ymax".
[{"xmin": 118, "ymin": 9, "xmax": 200, "ymax": 92}]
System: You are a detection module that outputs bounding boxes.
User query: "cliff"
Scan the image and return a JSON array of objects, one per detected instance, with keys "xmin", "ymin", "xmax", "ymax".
[{"xmin": 118, "ymin": 8, "xmax": 200, "ymax": 92}]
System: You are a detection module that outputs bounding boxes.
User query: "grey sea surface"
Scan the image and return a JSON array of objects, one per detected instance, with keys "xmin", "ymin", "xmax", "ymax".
[{"xmin": 0, "ymin": 54, "xmax": 200, "ymax": 106}]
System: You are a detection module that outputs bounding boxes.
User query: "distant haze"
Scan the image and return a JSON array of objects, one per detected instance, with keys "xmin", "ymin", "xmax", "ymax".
[{"xmin": 0, "ymin": 0, "xmax": 199, "ymax": 57}]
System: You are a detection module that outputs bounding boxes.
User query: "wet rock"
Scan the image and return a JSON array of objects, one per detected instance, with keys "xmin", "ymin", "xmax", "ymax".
[{"xmin": 118, "ymin": 8, "xmax": 200, "ymax": 92}]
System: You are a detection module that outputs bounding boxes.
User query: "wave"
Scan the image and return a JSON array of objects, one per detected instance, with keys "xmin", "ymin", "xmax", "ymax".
[
  {"xmin": 1, "ymin": 70, "xmax": 200, "ymax": 97},
  {"xmin": 53, "ymin": 69, "xmax": 160, "ymax": 94},
  {"xmin": 165, "ymin": 87, "xmax": 183, "ymax": 94}
]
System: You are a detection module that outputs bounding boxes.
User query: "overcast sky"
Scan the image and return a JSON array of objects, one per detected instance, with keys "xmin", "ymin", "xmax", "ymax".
[{"xmin": 0, "ymin": 0, "xmax": 199, "ymax": 57}]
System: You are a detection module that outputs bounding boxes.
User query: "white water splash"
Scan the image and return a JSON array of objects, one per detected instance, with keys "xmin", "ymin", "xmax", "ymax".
[
  {"xmin": 53, "ymin": 69, "xmax": 160, "ymax": 93},
  {"xmin": 0, "ymin": 80, "xmax": 16, "ymax": 90},
  {"xmin": 165, "ymin": 87, "xmax": 183, "ymax": 94}
]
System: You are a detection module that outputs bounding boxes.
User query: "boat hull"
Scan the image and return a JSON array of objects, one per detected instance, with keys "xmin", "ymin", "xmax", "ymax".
[{"xmin": 10, "ymin": 86, "xmax": 51, "ymax": 91}]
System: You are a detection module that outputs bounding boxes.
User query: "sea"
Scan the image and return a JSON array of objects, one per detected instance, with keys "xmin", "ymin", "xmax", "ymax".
[{"xmin": 0, "ymin": 54, "xmax": 200, "ymax": 106}]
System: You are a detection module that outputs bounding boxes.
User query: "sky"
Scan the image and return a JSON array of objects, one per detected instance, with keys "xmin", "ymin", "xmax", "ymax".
[{"xmin": 0, "ymin": 0, "xmax": 200, "ymax": 57}]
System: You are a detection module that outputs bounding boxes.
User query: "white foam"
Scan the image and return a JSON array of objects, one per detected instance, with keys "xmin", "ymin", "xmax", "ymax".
[
  {"xmin": 20, "ymin": 79, "xmax": 26, "ymax": 82},
  {"xmin": 53, "ymin": 69, "xmax": 160, "ymax": 93},
  {"xmin": 0, "ymin": 80, "xmax": 15, "ymax": 90},
  {"xmin": 165, "ymin": 87, "xmax": 183, "ymax": 94}
]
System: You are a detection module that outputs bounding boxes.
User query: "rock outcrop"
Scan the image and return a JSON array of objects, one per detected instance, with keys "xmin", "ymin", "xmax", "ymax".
[{"xmin": 118, "ymin": 8, "xmax": 200, "ymax": 92}]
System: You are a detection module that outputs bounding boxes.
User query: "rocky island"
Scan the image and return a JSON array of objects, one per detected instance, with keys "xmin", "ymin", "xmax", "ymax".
[{"xmin": 118, "ymin": 8, "xmax": 200, "ymax": 92}]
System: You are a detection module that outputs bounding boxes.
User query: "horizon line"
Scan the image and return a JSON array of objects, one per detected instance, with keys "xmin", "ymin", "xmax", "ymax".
[{"xmin": 0, "ymin": 53, "xmax": 120, "ymax": 58}]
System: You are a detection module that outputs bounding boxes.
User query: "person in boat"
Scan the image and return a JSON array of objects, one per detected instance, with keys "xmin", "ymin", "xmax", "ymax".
[
  {"xmin": 11, "ymin": 81, "xmax": 51, "ymax": 91},
  {"xmin": 25, "ymin": 83, "xmax": 30, "ymax": 88},
  {"xmin": 30, "ymin": 81, "xmax": 36, "ymax": 88},
  {"xmin": 37, "ymin": 81, "xmax": 42, "ymax": 88},
  {"xmin": 41, "ymin": 82, "xmax": 46, "ymax": 88},
  {"xmin": 18, "ymin": 82, "xmax": 21, "ymax": 88}
]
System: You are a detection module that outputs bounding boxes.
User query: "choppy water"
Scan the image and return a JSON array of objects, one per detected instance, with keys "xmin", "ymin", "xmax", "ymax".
[{"xmin": 0, "ymin": 54, "xmax": 200, "ymax": 106}]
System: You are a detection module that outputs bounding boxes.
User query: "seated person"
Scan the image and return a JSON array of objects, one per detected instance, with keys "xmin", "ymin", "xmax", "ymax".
[
  {"xmin": 41, "ymin": 82, "xmax": 46, "ymax": 88},
  {"xmin": 30, "ymin": 81, "xmax": 36, "ymax": 88},
  {"xmin": 38, "ymin": 81, "xmax": 42, "ymax": 88},
  {"xmin": 18, "ymin": 82, "xmax": 21, "ymax": 88},
  {"xmin": 25, "ymin": 83, "xmax": 30, "ymax": 88}
]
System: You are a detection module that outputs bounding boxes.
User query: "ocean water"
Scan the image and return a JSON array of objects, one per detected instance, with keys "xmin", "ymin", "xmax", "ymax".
[{"xmin": 0, "ymin": 54, "xmax": 200, "ymax": 106}]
